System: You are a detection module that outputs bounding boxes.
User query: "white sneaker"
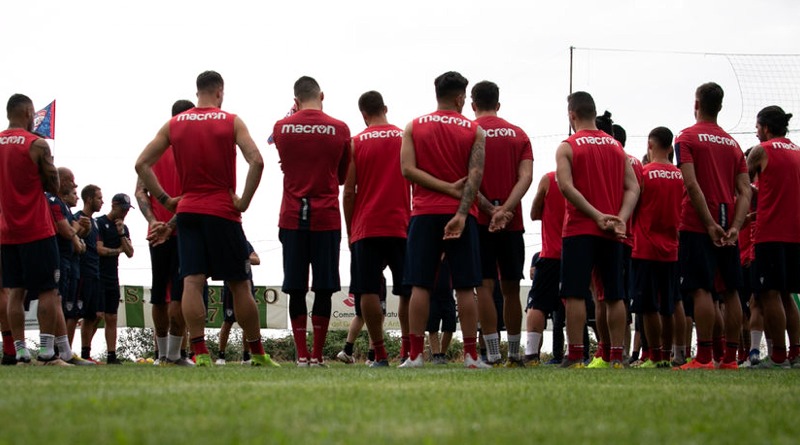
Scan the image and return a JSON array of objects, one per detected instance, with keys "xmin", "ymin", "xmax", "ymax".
[
  {"xmin": 296, "ymin": 358, "xmax": 309, "ymax": 368},
  {"xmin": 153, "ymin": 357, "xmax": 165, "ymax": 366},
  {"xmin": 215, "ymin": 358, "xmax": 226, "ymax": 366},
  {"xmin": 310, "ymin": 358, "xmax": 328, "ymax": 368},
  {"xmin": 464, "ymin": 355, "xmax": 492, "ymax": 369},
  {"xmin": 336, "ymin": 350, "xmax": 355, "ymax": 364},
  {"xmin": 398, "ymin": 355, "xmax": 423, "ymax": 368},
  {"xmin": 241, "ymin": 359, "xmax": 252, "ymax": 366}
]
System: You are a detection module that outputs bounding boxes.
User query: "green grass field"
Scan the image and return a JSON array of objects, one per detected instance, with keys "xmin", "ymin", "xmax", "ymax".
[{"xmin": 1, "ymin": 363, "xmax": 798, "ymax": 445}]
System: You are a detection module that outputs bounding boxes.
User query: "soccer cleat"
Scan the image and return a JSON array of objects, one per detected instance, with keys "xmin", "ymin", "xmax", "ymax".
[
  {"xmin": 748, "ymin": 349, "xmax": 761, "ymax": 366},
  {"xmin": 296, "ymin": 358, "xmax": 309, "ymax": 368},
  {"xmin": 106, "ymin": 357, "xmax": 123, "ymax": 365},
  {"xmin": 755, "ymin": 358, "xmax": 791, "ymax": 369},
  {"xmin": 2, "ymin": 353, "xmax": 17, "ymax": 366},
  {"xmin": 464, "ymin": 355, "xmax": 492, "ymax": 369},
  {"xmin": 364, "ymin": 360, "xmax": 374, "ymax": 366},
  {"xmin": 718, "ymin": 360, "xmax": 739, "ymax": 370},
  {"xmin": 676, "ymin": 359, "xmax": 714, "ymax": 370},
  {"xmin": 241, "ymin": 359, "xmax": 252, "ymax": 366},
  {"xmin": 251, "ymin": 354, "xmax": 281, "ymax": 368},
  {"xmin": 791, "ymin": 357, "xmax": 800, "ymax": 369},
  {"xmin": 170, "ymin": 357, "xmax": 196, "ymax": 367},
  {"xmin": 37, "ymin": 357, "xmax": 73, "ymax": 367},
  {"xmin": 66, "ymin": 354, "xmax": 96, "ymax": 366},
  {"xmin": 194, "ymin": 354, "xmax": 212, "ymax": 367},
  {"xmin": 586, "ymin": 357, "xmax": 610, "ymax": 369},
  {"xmin": 369, "ymin": 359, "xmax": 390, "ymax": 368},
  {"xmin": 336, "ymin": 350, "xmax": 355, "ymax": 364},
  {"xmin": 610, "ymin": 360, "xmax": 625, "ymax": 369},
  {"xmin": 15, "ymin": 357, "xmax": 32, "ymax": 367},
  {"xmin": 544, "ymin": 357, "xmax": 563, "ymax": 366},
  {"xmin": 523, "ymin": 354, "xmax": 540, "ymax": 364},
  {"xmin": 309, "ymin": 358, "xmax": 327, "ymax": 368},
  {"xmin": 504, "ymin": 357, "xmax": 526, "ymax": 368},
  {"xmin": 398, "ymin": 355, "xmax": 423, "ymax": 368},
  {"xmin": 153, "ymin": 357, "xmax": 166, "ymax": 366},
  {"xmin": 636, "ymin": 359, "xmax": 657, "ymax": 369},
  {"xmin": 432, "ymin": 355, "xmax": 448, "ymax": 365},
  {"xmin": 398, "ymin": 355, "xmax": 409, "ymax": 366},
  {"xmin": 656, "ymin": 361, "xmax": 672, "ymax": 368},
  {"xmin": 215, "ymin": 358, "xmax": 226, "ymax": 366},
  {"xmin": 560, "ymin": 358, "xmax": 585, "ymax": 369}
]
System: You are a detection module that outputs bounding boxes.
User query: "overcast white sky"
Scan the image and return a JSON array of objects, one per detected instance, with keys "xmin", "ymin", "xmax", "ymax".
[{"xmin": 2, "ymin": 0, "xmax": 799, "ymax": 287}]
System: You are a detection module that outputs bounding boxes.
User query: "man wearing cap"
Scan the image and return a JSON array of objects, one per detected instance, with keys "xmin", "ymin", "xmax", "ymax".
[{"xmin": 96, "ymin": 193, "xmax": 134, "ymax": 364}]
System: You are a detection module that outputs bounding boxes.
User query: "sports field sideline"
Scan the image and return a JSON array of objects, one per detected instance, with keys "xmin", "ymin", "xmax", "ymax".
[{"xmin": 2, "ymin": 364, "xmax": 797, "ymax": 445}]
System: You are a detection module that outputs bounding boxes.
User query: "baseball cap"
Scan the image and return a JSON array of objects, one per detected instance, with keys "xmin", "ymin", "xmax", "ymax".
[{"xmin": 112, "ymin": 193, "xmax": 135, "ymax": 210}]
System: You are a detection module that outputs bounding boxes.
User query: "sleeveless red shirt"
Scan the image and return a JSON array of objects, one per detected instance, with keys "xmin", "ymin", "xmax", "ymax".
[
  {"xmin": 540, "ymin": 172, "xmax": 566, "ymax": 259},
  {"xmin": 754, "ymin": 137, "xmax": 800, "ymax": 244},
  {"xmin": 632, "ymin": 162, "xmax": 683, "ymax": 261}
]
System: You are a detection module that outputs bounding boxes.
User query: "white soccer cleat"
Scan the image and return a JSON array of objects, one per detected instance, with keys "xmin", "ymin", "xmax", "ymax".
[
  {"xmin": 398, "ymin": 355, "xmax": 423, "ymax": 368},
  {"xmin": 336, "ymin": 350, "xmax": 355, "ymax": 364},
  {"xmin": 215, "ymin": 358, "xmax": 226, "ymax": 366},
  {"xmin": 464, "ymin": 355, "xmax": 492, "ymax": 369}
]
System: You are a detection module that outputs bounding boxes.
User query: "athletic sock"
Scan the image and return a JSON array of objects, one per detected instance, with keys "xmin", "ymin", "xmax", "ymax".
[
  {"xmin": 291, "ymin": 315, "xmax": 309, "ymax": 360},
  {"xmin": 156, "ymin": 336, "xmax": 168, "ymax": 359},
  {"xmin": 723, "ymin": 341, "xmax": 739, "ymax": 363},
  {"xmin": 190, "ymin": 336, "xmax": 209, "ymax": 356},
  {"xmin": 81, "ymin": 346, "xmax": 91, "ymax": 360},
  {"xmin": 400, "ymin": 335, "xmax": 410, "ymax": 359},
  {"xmin": 641, "ymin": 349, "xmax": 650, "ymax": 362},
  {"xmin": 712, "ymin": 336, "xmax": 725, "ymax": 362},
  {"xmin": 750, "ymin": 330, "xmax": 763, "ymax": 352},
  {"xmin": 343, "ymin": 342, "xmax": 354, "ymax": 356},
  {"xmin": 767, "ymin": 339, "xmax": 774, "ymax": 357},
  {"xmin": 526, "ymin": 332, "xmax": 542, "ymax": 356},
  {"xmin": 672, "ymin": 345, "xmax": 686, "ymax": 363},
  {"xmin": 479, "ymin": 347, "xmax": 487, "ymax": 360},
  {"xmin": 15, "ymin": 340, "xmax": 31, "ymax": 361},
  {"xmin": 661, "ymin": 346, "xmax": 671, "ymax": 362},
  {"xmin": 2, "ymin": 331, "xmax": 15, "ymax": 356},
  {"xmin": 247, "ymin": 338, "xmax": 265, "ymax": 356},
  {"xmin": 167, "ymin": 334, "xmax": 183, "ymax": 361},
  {"xmin": 629, "ymin": 350, "xmax": 640, "ymax": 362},
  {"xmin": 107, "ymin": 350, "xmax": 117, "ymax": 362},
  {"xmin": 409, "ymin": 334, "xmax": 425, "ymax": 360},
  {"xmin": 368, "ymin": 349, "xmax": 375, "ymax": 362},
  {"xmin": 696, "ymin": 339, "xmax": 713, "ymax": 364},
  {"xmin": 373, "ymin": 340, "xmax": 387, "ymax": 362},
  {"xmin": 507, "ymin": 334, "xmax": 521, "ymax": 359},
  {"xmin": 242, "ymin": 350, "xmax": 251, "ymax": 361},
  {"xmin": 218, "ymin": 351, "xmax": 226, "ymax": 360},
  {"xmin": 596, "ymin": 342, "xmax": 608, "ymax": 361},
  {"xmin": 484, "ymin": 333, "xmax": 501, "ymax": 363},
  {"xmin": 789, "ymin": 344, "xmax": 800, "ymax": 362},
  {"xmin": 610, "ymin": 346, "xmax": 623, "ymax": 362},
  {"xmin": 38, "ymin": 333, "xmax": 55, "ymax": 361},
  {"xmin": 567, "ymin": 344, "xmax": 583, "ymax": 362},
  {"xmin": 311, "ymin": 315, "xmax": 330, "ymax": 361},
  {"xmin": 772, "ymin": 348, "xmax": 787, "ymax": 364},
  {"xmin": 463, "ymin": 337, "xmax": 478, "ymax": 361},
  {"xmin": 649, "ymin": 347, "xmax": 661, "ymax": 363},
  {"xmin": 56, "ymin": 335, "xmax": 73, "ymax": 362}
]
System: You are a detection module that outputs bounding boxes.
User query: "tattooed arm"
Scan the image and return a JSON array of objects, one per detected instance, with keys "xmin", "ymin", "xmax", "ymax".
[
  {"xmin": 443, "ymin": 127, "xmax": 485, "ymax": 239},
  {"xmin": 31, "ymin": 138, "xmax": 59, "ymax": 194}
]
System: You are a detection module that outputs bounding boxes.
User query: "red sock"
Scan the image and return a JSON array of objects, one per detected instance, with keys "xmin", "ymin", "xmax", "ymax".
[
  {"xmin": 410, "ymin": 334, "xmax": 425, "ymax": 360},
  {"xmin": 650, "ymin": 347, "xmax": 661, "ymax": 363},
  {"xmin": 789, "ymin": 344, "xmax": 800, "ymax": 361},
  {"xmin": 190, "ymin": 337, "xmax": 209, "ymax": 356},
  {"xmin": 685, "ymin": 345, "xmax": 692, "ymax": 358},
  {"xmin": 291, "ymin": 315, "xmax": 309, "ymax": 359},
  {"xmin": 400, "ymin": 335, "xmax": 410, "ymax": 358},
  {"xmin": 463, "ymin": 337, "xmax": 478, "ymax": 360},
  {"xmin": 724, "ymin": 341, "xmax": 738, "ymax": 363},
  {"xmin": 247, "ymin": 339, "xmax": 265, "ymax": 356},
  {"xmin": 738, "ymin": 344, "xmax": 747, "ymax": 362},
  {"xmin": 662, "ymin": 347, "xmax": 671, "ymax": 362},
  {"xmin": 311, "ymin": 315, "xmax": 330, "ymax": 361},
  {"xmin": 772, "ymin": 348, "xmax": 787, "ymax": 363},
  {"xmin": 610, "ymin": 346, "xmax": 623, "ymax": 362},
  {"xmin": 696, "ymin": 340, "xmax": 713, "ymax": 364},
  {"xmin": 568, "ymin": 344, "xmax": 583, "ymax": 361},
  {"xmin": 641, "ymin": 349, "xmax": 650, "ymax": 362},
  {"xmin": 595, "ymin": 343, "xmax": 605, "ymax": 359},
  {"xmin": 2, "ymin": 331, "xmax": 15, "ymax": 356},
  {"xmin": 712, "ymin": 336, "xmax": 725, "ymax": 362},
  {"xmin": 373, "ymin": 340, "xmax": 387, "ymax": 362}
]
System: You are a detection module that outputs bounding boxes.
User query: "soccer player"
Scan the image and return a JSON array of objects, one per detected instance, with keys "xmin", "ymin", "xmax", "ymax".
[
  {"xmin": 136, "ymin": 70, "xmax": 278, "ymax": 368},
  {"xmin": 342, "ymin": 90, "xmax": 410, "ymax": 368},
  {"xmin": 0, "ymin": 94, "xmax": 69, "ymax": 365},
  {"xmin": 426, "ymin": 259, "xmax": 456, "ymax": 365},
  {"xmin": 555, "ymin": 91, "xmax": 639, "ymax": 369},
  {"xmin": 526, "ymin": 171, "xmax": 566, "ymax": 365},
  {"xmin": 399, "ymin": 71, "xmax": 488, "ymax": 369},
  {"xmin": 630, "ymin": 127, "xmax": 683, "ymax": 368},
  {"xmin": 96, "ymin": 193, "xmax": 134, "ymax": 364},
  {"xmin": 75, "ymin": 184, "xmax": 104, "ymax": 361},
  {"xmin": 746, "ymin": 106, "xmax": 800, "ymax": 368},
  {"xmin": 676, "ymin": 82, "xmax": 751, "ymax": 370},
  {"xmin": 134, "ymin": 99, "xmax": 194, "ymax": 366},
  {"xmin": 217, "ymin": 241, "xmax": 259, "ymax": 365},
  {"xmin": 470, "ymin": 81, "xmax": 533, "ymax": 366},
  {"xmin": 272, "ymin": 76, "xmax": 351, "ymax": 367}
]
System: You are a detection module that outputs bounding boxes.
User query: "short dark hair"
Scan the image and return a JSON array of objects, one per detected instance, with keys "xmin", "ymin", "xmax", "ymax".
[
  {"xmin": 757, "ymin": 105, "xmax": 793, "ymax": 137},
  {"xmin": 358, "ymin": 91, "xmax": 385, "ymax": 117},
  {"xmin": 595, "ymin": 110, "xmax": 614, "ymax": 135},
  {"xmin": 612, "ymin": 124, "xmax": 627, "ymax": 147},
  {"xmin": 648, "ymin": 126, "xmax": 673, "ymax": 150},
  {"xmin": 6, "ymin": 94, "xmax": 32, "ymax": 115},
  {"xmin": 696, "ymin": 82, "xmax": 724, "ymax": 117},
  {"xmin": 567, "ymin": 91, "xmax": 596, "ymax": 120},
  {"xmin": 434, "ymin": 71, "xmax": 469, "ymax": 101},
  {"xmin": 470, "ymin": 81, "xmax": 499, "ymax": 111},
  {"xmin": 172, "ymin": 100, "xmax": 195, "ymax": 117},
  {"xmin": 81, "ymin": 184, "xmax": 100, "ymax": 202},
  {"xmin": 294, "ymin": 76, "xmax": 321, "ymax": 102},
  {"xmin": 196, "ymin": 71, "xmax": 224, "ymax": 93}
]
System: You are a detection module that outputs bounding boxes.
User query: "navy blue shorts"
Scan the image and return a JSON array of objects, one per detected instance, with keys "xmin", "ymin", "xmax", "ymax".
[
  {"xmin": 350, "ymin": 237, "xmax": 409, "ymax": 297},
  {"xmin": 176, "ymin": 213, "xmax": 250, "ymax": 282},
  {"xmin": 527, "ymin": 256, "xmax": 562, "ymax": 313},
  {"xmin": 740, "ymin": 265, "xmax": 752, "ymax": 315},
  {"xmin": 679, "ymin": 231, "xmax": 743, "ymax": 293},
  {"xmin": 102, "ymin": 283, "xmax": 121, "ymax": 315},
  {"xmin": 560, "ymin": 235, "xmax": 625, "ymax": 301},
  {"xmin": 752, "ymin": 242, "xmax": 800, "ymax": 294},
  {"xmin": 1, "ymin": 236, "xmax": 60, "ymax": 291},
  {"xmin": 222, "ymin": 280, "xmax": 256, "ymax": 323},
  {"xmin": 631, "ymin": 259, "xmax": 678, "ymax": 316},
  {"xmin": 403, "ymin": 214, "xmax": 481, "ymax": 290},
  {"xmin": 478, "ymin": 227, "xmax": 525, "ymax": 281},
  {"xmin": 427, "ymin": 287, "xmax": 457, "ymax": 333},
  {"xmin": 150, "ymin": 236, "xmax": 183, "ymax": 304},
  {"xmin": 78, "ymin": 274, "xmax": 103, "ymax": 320},
  {"xmin": 279, "ymin": 228, "xmax": 341, "ymax": 293}
]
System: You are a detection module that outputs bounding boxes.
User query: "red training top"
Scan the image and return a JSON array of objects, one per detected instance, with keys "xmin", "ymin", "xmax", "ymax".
[
  {"xmin": 561, "ymin": 129, "xmax": 626, "ymax": 240},
  {"xmin": 150, "ymin": 146, "xmax": 182, "ymax": 224},
  {"xmin": 273, "ymin": 109, "xmax": 351, "ymax": 231},
  {"xmin": 632, "ymin": 162, "xmax": 683, "ymax": 262},
  {"xmin": 350, "ymin": 124, "xmax": 410, "ymax": 243},
  {"xmin": 0, "ymin": 128, "xmax": 56, "ymax": 244},
  {"xmin": 475, "ymin": 115, "xmax": 533, "ymax": 231},
  {"xmin": 675, "ymin": 122, "xmax": 747, "ymax": 234},
  {"xmin": 410, "ymin": 110, "xmax": 479, "ymax": 217},
  {"xmin": 754, "ymin": 137, "xmax": 800, "ymax": 244},
  {"xmin": 623, "ymin": 154, "xmax": 644, "ymax": 248},
  {"xmin": 540, "ymin": 172, "xmax": 566, "ymax": 260},
  {"xmin": 170, "ymin": 107, "xmax": 240, "ymax": 222}
]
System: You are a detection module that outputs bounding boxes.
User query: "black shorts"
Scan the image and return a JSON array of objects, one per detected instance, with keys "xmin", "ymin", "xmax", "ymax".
[
  {"xmin": 427, "ymin": 287, "xmax": 457, "ymax": 333},
  {"xmin": 150, "ymin": 236, "xmax": 183, "ymax": 304},
  {"xmin": 679, "ymin": 231, "xmax": 743, "ymax": 293},
  {"xmin": 279, "ymin": 229, "xmax": 341, "ymax": 293},
  {"xmin": 176, "ymin": 213, "xmax": 250, "ymax": 282},
  {"xmin": 631, "ymin": 259, "xmax": 678, "ymax": 316},
  {"xmin": 1, "ymin": 236, "xmax": 60, "ymax": 291},
  {"xmin": 752, "ymin": 242, "xmax": 800, "ymax": 294},
  {"xmin": 353, "ymin": 288, "xmax": 387, "ymax": 318},
  {"xmin": 77, "ymin": 274, "xmax": 103, "ymax": 320},
  {"xmin": 527, "ymin": 256, "xmax": 562, "ymax": 313},
  {"xmin": 479, "ymin": 227, "xmax": 525, "ymax": 281},
  {"xmin": 560, "ymin": 235, "xmax": 625, "ymax": 301},
  {"xmin": 403, "ymin": 214, "xmax": 481, "ymax": 290},
  {"xmin": 222, "ymin": 280, "xmax": 256, "ymax": 323},
  {"xmin": 740, "ymin": 265, "xmax": 752, "ymax": 315},
  {"xmin": 102, "ymin": 284, "xmax": 121, "ymax": 315},
  {"xmin": 350, "ymin": 237, "xmax": 409, "ymax": 297}
]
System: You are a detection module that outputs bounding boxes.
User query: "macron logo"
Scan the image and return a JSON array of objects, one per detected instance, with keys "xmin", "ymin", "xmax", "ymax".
[
  {"xmin": 0, "ymin": 136, "xmax": 25, "ymax": 145},
  {"xmin": 697, "ymin": 133, "xmax": 737, "ymax": 146},
  {"xmin": 484, "ymin": 128, "xmax": 517, "ymax": 138},
  {"xmin": 177, "ymin": 112, "xmax": 228, "ymax": 122},
  {"xmin": 648, "ymin": 169, "xmax": 683, "ymax": 180},
  {"xmin": 574, "ymin": 136, "xmax": 616, "ymax": 146},
  {"xmin": 281, "ymin": 124, "xmax": 337, "ymax": 135},
  {"xmin": 418, "ymin": 114, "xmax": 472, "ymax": 128},
  {"xmin": 772, "ymin": 141, "xmax": 800, "ymax": 151},
  {"xmin": 358, "ymin": 129, "xmax": 402, "ymax": 141}
]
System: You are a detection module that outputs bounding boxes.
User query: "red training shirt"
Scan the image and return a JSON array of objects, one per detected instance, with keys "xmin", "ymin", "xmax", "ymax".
[
  {"xmin": 540, "ymin": 172, "xmax": 566, "ymax": 260},
  {"xmin": 632, "ymin": 162, "xmax": 683, "ymax": 262},
  {"xmin": 150, "ymin": 146, "xmax": 182, "ymax": 224},
  {"xmin": 754, "ymin": 137, "xmax": 800, "ymax": 244}
]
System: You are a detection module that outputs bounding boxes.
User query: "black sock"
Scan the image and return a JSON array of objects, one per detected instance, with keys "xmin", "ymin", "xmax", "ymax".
[
  {"xmin": 344, "ymin": 342, "xmax": 354, "ymax": 356},
  {"xmin": 107, "ymin": 351, "xmax": 117, "ymax": 361},
  {"xmin": 181, "ymin": 349, "xmax": 188, "ymax": 358},
  {"xmin": 368, "ymin": 349, "xmax": 375, "ymax": 361},
  {"xmin": 243, "ymin": 351, "xmax": 251, "ymax": 361},
  {"xmin": 218, "ymin": 351, "xmax": 225, "ymax": 360},
  {"xmin": 480, "ymin": 348, "xmax": 487, "ymax": 357},
  {"xmin": 81, "ymin": 347, "xmax": 90, "ymax": 360}
]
